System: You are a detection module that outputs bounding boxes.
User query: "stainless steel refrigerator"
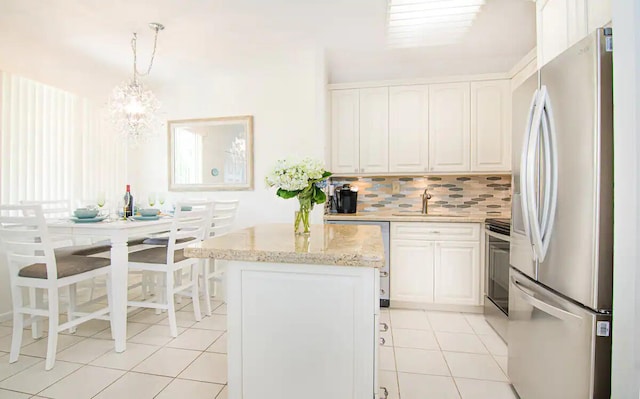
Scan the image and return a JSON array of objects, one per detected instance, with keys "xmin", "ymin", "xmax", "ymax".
[{"xmin": 508, "ymin": 28, "xmax": 613, "ymax": 399}]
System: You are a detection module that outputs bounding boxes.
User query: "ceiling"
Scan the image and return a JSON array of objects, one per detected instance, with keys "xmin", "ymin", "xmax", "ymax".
[{"xmin": 0, "ymin": 0, "xmax": 535, "ymax": 97}]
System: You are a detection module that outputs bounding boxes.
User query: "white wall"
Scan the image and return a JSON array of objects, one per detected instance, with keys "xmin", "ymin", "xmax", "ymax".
[
  {"xmin": 127, "ymin": 48, "xmax": 328, "ymax": 228},
  {"xmin": 611, "ymin": 0, "xmax": 640, "ymax": 397}
]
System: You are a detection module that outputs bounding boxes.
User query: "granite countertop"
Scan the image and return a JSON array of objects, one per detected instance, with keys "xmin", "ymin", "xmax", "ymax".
[
  {"xmin": 184, "ymin": 223, "xmax": 384, "ymax": 268},
  {"xmin": 323, "ymin": 209, "xmax": 508, "ymax": 223}
]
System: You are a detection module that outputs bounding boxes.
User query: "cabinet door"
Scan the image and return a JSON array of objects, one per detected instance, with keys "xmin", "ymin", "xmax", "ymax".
[
  {"xmin": 428, "ymin": 83, "xmax": 471, "ymax": 172},
  {"xmin": 538, "ymin": 0, "xmax": 569, "ymax": 67},
  {"xmin": 388, "ymin": 85, "xmax": 429, "ymax": 173},
  {"xmin": 359, "ymin": 87, "xmax": 389, "ymax": 173},
  {"xmin": 470, "ymin": 80, "xmax": 512, "ymax": 172},
  {"xmin": 433, "ymin": 241, "xmax": 480, "ymax": 305},
  {"xmin": 331, "ymin": 89, "xmax": 360, "ymax": 174},
  {"xmin": 390, "ymin": 239, "xmax": 434, "ymax": 303}
]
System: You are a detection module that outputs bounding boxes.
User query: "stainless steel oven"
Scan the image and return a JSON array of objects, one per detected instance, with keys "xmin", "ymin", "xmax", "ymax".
[{"xmin": 484, "ymin": 218, "xmax": 510, "ymax": 342}]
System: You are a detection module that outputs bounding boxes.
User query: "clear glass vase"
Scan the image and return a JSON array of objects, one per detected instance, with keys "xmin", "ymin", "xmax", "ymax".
[{"xmin": 294, "ymin": 206, "xmax": 311, "ymax": 235}]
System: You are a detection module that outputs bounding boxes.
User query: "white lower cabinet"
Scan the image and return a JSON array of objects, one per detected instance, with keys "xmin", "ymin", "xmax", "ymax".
[{"xmin": 390, "ymin": 222, "xmax": 482, "ymax": 307}]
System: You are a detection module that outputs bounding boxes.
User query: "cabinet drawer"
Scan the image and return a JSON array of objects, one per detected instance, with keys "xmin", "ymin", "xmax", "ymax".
[{"xmin": 391, "ymin": 222, "xmax": 480, "ymax": 241}]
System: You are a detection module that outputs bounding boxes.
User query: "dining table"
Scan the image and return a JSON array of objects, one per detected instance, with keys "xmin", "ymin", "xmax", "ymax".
[{"xmin": 47, "ymin": 217, "xmax": 175, "ymax": 352}]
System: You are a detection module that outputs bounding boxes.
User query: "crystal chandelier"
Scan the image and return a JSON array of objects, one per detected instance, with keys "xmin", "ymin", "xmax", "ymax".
[{"xmin": 109, "ymin": 22, "xmax": 164, "ymax": 145}]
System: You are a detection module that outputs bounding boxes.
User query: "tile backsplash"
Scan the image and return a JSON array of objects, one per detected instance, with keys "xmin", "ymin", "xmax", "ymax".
[{"xmin": 330, "ymin": 175, "xmax": 511, "ymax": 216}]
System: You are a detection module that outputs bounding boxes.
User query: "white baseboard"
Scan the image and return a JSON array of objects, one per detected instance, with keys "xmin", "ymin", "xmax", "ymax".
[
  {"xmin": 389, "ymin": 301, "xmax": 483, "ymax": 314},
  {"xmin": 0, "ymin": 311, "xmax": 12, "ymax": 323}
]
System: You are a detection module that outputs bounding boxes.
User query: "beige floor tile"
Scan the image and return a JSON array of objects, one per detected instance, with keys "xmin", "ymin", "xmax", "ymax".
[
  {"xmin": 443, "ymin": 352, "xmax": 508, "ymax": 382},
  {"xmin": 398, "ymin": 373, "xmax": 461, "ymax": 399},
  {"xmin": 216, "ymin": 385, "xmax": 227, "ymax": 399},
  {"xmin": 133, "ymin": 347, "xmax": 200, "ymax": 377},
  {"xmin": 90, "ymin": 343, "xmax": 160, "ymax": 371},
  {"xmin": 0, "ymin": 360, "xmax": 81, "ymax": 394},
  {"xmin": 205, "ymin": 333, "xmax": 227, "ymax": 354},
  {"xmin": 39, "ymin": 365, "xmax": 125, "ymax": 399},
  {"xmin": 379, "ymin": 370, "xmax": 400, "ymax": 399},
  {"xmin": 435, "ymin": 331, "xmax": 489, "ymax": 354},
  {"xmin": 128, "ymin": 309, "xmax": 168, "ymax": 325},
  {"xmin": 379, "ymin": 346, "xmax": 396, "ymax": 372},
  {"xmin": 395, "ymin": 348, "xmax": 450, "ymax": 376},
  {"xmin": 212, "ymin": 304, "xmax": 227, "ymax": 315},
  {"xmin": 19, "ymin": 334, "xmax": 85, "ymax": 359},
  {"xmin": 56, "ymin": 338, "xmax": 114, "ymax": 364},
  {"xmin": 92, "ymin": 322, "xmax": 150, "ymax": 340},
  {"xmin": 393, "ymin": 329, "xmax": 439, "ymax": 350},
  {"xmin": 157, "ymin": 311, "xmax": 198, "ymax": 328},
  {"xmin": 179, "ymin": 352, "xmax": 227, "ymax": 384},
  {"xmin": 0, "ymin": 389, "xmax": 30, "ymax": 398},
  {"xmin": 455, "ymin": 378, "xmax": 519, "ymax": 399},
  {"xmin": 155, "ymin": 378, "xmax": 224, "ymax": 399},
  {"xmin": 0, "ymin": 327, "xmax": 13, "ymax": 339},
  {"xmin": 0, "ymin": 354, "xmax": 42, "ymax": 381},
  {"xmin": 191, "ymin": 315, "xmax": 226, "ymax": 331},
  {"xmin": 478, "ymin": 332, "xmax": 508, "ymax": 356},
  {"xmin": 93, "ymin": 371, "xmax": 172, "ymax": 399},
  {"xmin": 128, "ymin": 325, "xmax": 186, "ymax": 346},
  {"xmin": 463, "ymin": 314, "xmax": 496, "ymax": 335},
  {"xmin": 389, "ymin": 310, "xmax": 431, "ymax": 330},
  {"xmin": 0, "ymin": 331, "xmax": 44, "ymax": 353},
  {"xmin": 167, "ymin": 329, "xmax": 223, "ymax": 351},
  {"xmin": 427, "ymin": 312, "xmax": 474, "ymax": 334},
  {"xmin": 494, "ymin": 355, "xmax": 508, "ymax": 375},
  {"xmin": 59, "ymin": 319, "xmax": 110, "ymax": 338}
]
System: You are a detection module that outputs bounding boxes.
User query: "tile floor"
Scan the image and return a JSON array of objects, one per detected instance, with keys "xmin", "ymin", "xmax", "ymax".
[{"xmin": 0, "ymin": 295, "xmax": 517, "ymax": 399}]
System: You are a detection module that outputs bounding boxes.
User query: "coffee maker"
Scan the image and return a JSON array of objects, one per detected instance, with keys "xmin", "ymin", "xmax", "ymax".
[{"xmin": 334, "ymin": 184, "xmax": 358, "ymax": 213}]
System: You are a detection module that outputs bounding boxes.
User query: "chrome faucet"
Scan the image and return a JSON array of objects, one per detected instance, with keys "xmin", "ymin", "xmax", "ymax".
[{"xmin": 421, "ymin": 189, "xmax": 432, "ymax": 214}]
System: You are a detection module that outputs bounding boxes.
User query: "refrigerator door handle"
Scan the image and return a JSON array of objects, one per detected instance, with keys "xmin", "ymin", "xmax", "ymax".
[
  {"xmin": 520, "ymin": 89, "xmax": 539, "ymax": 253},
  {"xmin": 511, "ymin": 276, "xmax": 581, "ymax": 321},
  {"xmin": 525, "ymin": 89, "xmax": 546, "ymax": 261},
  {"xmin": 539, "ymin": 87, "xmax": 559, "ymax": 262}
]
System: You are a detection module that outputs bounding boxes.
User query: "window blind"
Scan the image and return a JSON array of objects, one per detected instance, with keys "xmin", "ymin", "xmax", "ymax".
[{"xmin": 0, "ymin": 71, "xmax": 126, "ymax": 206}]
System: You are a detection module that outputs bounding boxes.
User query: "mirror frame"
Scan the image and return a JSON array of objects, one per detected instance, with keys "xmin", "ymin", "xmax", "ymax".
[{"xmin": 168, "ymin": 115, "xmax": 254, "ymax": 191}]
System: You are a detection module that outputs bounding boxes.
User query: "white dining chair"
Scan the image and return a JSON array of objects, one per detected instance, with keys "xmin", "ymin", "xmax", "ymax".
[
  {"xmin": 125, "ymin": 201, "xmax": 213, "ymax": 336},
  {"xmin": 202, "ymin": 199, "xmax": 239, "ymax": 315},
  {"xmin": 0, "ymin": 204, "xmax": 114, "ymax": 370}
]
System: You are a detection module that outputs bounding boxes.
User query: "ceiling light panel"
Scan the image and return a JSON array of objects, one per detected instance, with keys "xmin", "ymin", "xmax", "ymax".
[{"xmin": 387, "ymin": 0, "xmax": 485, "ymax": 48}]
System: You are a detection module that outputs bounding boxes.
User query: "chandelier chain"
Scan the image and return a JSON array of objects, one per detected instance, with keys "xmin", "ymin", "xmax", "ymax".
[{"xmin": 130, "ymin": 26, "xmax": 160, "ymax": 81}]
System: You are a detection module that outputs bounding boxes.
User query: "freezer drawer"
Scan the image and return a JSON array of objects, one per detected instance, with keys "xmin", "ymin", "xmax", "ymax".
[{"xmin": 508, "ymin": 268, "xmax": 611, "ymax": 399}]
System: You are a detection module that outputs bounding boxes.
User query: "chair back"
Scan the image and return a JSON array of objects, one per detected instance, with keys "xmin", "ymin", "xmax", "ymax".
[
  {"xmin": 0, "ymin": 205, "xmax": 57, "ymax": 282},
  {"xmin": 20, "ymin": 200, "xmax": 71, "ymax": 218},
  {"xmin": 167, "ymin": 201, "xmax": 213, "ymax": 263},
  {"xmin": 208, "ymin": 200, "xmax": 239, "ymax": 238}
]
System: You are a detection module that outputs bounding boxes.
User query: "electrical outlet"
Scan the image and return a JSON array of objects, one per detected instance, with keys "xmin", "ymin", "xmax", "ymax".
[{"xmin": 392, "ymin": 182, "xmax": 401, "ymax": 194}]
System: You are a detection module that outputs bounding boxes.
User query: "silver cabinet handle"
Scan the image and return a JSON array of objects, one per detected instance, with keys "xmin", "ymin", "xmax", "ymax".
[
  {"xmin": 361, "ymin": 168, "xmax": 365, "ymax": 173},
  {"xmin": 380, "ymin": 271, "xmax": 389, "ymax": 277},
  {"xmin": 354, "ymin": 168, "xmax": 358, "ymax": 173},
  {"xmin": 379, "ymin": 337, "xmax": 386, "ymax": 345},
  {"xmin": 380, "ymin": 322, "xmax": 389, "ymax": 332},
  {"xmin": 379, "ymin": 386, "xmax": 389, "ymax": 399},
  {"xmin": 431, "ymin": 231, "xmax": 440, "ymax": 234}
]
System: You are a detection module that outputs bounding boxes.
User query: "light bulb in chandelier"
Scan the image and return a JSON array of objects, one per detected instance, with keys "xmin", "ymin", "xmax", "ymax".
[{"xmin": 109, "ymin": 23, "xmax": 164, "ymax": 145}]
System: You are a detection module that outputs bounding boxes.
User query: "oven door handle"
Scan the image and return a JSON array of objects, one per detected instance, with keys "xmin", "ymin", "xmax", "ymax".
[{"xmin": 485, "ymin": 229, "xmax": 511, "ymax": 242}]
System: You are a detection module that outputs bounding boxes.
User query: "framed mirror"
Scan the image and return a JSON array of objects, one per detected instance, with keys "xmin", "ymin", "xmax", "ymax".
[{"xmin": 168, "ymin": 116, "xmax": 254, "ymax": 191}]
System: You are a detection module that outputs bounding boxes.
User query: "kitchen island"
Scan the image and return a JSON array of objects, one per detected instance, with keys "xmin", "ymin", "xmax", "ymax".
[{"xmin": 185, "ymin": 223, "xmax": 385, "ymax": 399}]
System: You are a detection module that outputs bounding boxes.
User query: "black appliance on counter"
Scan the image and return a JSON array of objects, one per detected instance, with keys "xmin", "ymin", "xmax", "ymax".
[
  {"xmin": 484, "ymin": 218, "xmax": 510, "ymax": 342},
  {"xmin": 334, "ymin": 184, "xmax": 358, "ymax": 213}
]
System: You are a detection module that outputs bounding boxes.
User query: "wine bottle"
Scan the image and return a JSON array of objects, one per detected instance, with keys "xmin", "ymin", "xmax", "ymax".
[{"xmin": 124, "ymin": 184, "xmax": 134, "ymax": 217}]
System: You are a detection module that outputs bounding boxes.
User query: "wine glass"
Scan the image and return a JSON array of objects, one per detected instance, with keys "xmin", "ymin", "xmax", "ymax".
[
  {"xmin": 158, "ymin": 192, "xmax": 166, "ymax": 211},
  {"xmin": 148, "ymin": 192, "xmax": 156, "ymax": 208},
  {"xmin": 97, "ymin": 191, "xmax": 106, "ymax": 216}
]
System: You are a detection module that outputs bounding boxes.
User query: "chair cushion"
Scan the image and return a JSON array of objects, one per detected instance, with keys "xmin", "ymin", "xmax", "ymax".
[
  {"xmin": 54, "ymin": 244, "xmax": 112, "ymax": 257},
  {"xmin": 141, "ymin": 237, "xmax": 195, "ymax": 246},
  {"xmin": 19, "ymin": 254, "xmax": 110, "ymax": 279},
  {"xmin": 127, "ymin": 247, "xmax": 189, "ymax": 264}
]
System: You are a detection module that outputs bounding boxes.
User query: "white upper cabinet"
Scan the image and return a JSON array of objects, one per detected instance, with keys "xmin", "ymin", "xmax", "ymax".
[
  {"xmin": 331, "ymin": 89, "xmax": 359, "ymax": 174},
  {"xmin": 470, "ymin": 80, "xmax": 512, "ymax": 172},
  {"xmin": 537, "ymin": 0, "xmax": 611, "ymax": 67},
  {"xmin": 389, "ymin": 85, "xmax": 429, "ymax": 173},
  {"xmin": 428, "ymin": 82, "xmax": 471, "ymax": 172},
  {"xmin": 359, "ymin": 87, "xmax": 389, "ymax": 174}
]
